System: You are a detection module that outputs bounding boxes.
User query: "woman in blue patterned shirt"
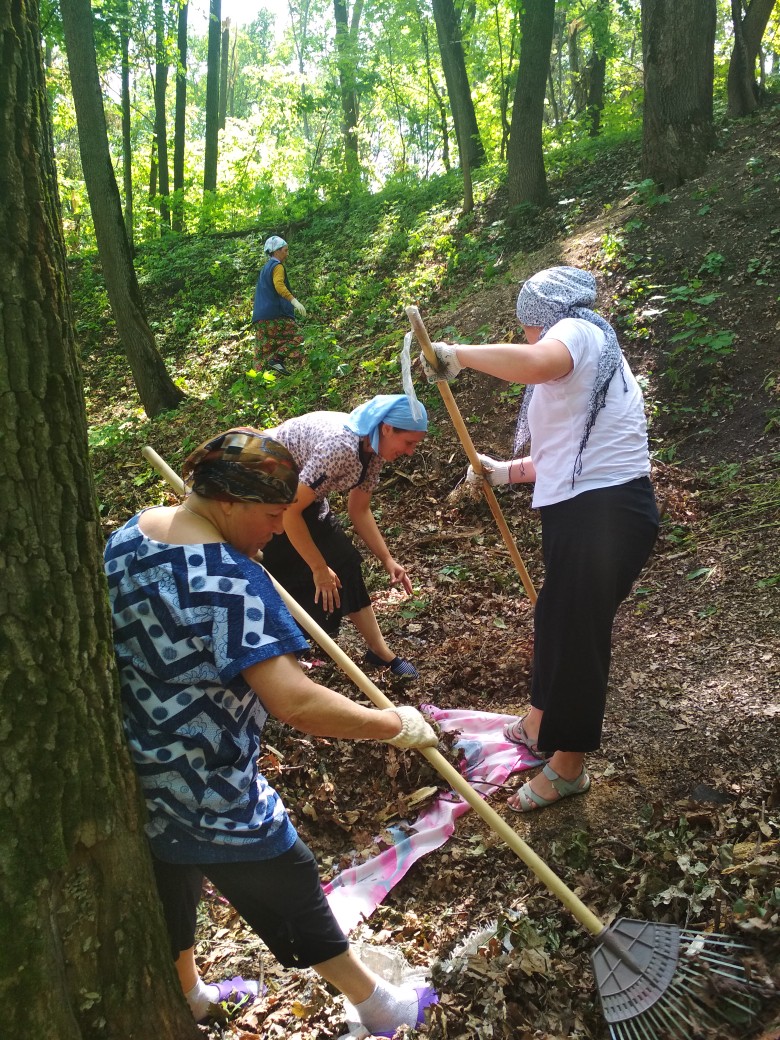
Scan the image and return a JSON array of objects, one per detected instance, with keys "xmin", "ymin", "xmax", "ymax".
[{"xmin": 105, "ymin": 428, "xmax": 438, "ymax": 1033}]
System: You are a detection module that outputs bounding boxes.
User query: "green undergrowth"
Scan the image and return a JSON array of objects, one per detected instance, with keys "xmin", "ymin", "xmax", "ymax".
[{"xmin": 71, "ymin": 105, "xmax": 780, "ymax": 515}]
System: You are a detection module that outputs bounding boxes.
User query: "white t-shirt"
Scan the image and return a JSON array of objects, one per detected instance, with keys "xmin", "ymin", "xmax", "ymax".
[{"xmin": 527, "ymin": 318, "xmax": 650, "ymax": 508}]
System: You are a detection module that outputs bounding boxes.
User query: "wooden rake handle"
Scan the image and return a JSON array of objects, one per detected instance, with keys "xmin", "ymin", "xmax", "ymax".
[
  {"xmin": 140, "ymin": 445, "xmax": 603, "ymax": 939},
  {"xmin": 405, "ymin": 306, "xmax": 537, "ymax": 605}
]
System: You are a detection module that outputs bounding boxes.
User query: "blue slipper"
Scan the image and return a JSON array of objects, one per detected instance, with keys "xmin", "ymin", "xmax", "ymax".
[{"xmin": 364, "ymin": 650, "xmax": 419, "ymax": 679}]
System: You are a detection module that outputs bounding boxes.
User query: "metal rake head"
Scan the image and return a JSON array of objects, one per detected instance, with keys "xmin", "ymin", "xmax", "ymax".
[{"xmin": 591, "ymin": 918, "xmax": 771, "ymax": 1040}]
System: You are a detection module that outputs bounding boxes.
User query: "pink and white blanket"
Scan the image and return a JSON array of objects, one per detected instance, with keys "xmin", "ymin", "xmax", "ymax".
[{"xmin": 324, "ymin": 707, "xmax": 539, "ymax": 933}]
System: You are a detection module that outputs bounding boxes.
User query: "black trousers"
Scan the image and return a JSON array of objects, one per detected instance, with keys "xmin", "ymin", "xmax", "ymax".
[
  {"xmin": 152, "ymin": 837, "xmax": 349, "ymax": 968},
  {"xmin": 261, "ymin": 503, "xmax": 371, "ymax": 635},
  {"xmin": 533, "ymin": 477, "xmax": 659, "ymax": 754}
]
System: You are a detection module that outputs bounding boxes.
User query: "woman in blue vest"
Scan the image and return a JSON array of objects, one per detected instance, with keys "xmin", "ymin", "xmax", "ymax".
[{"xmin": 252, "ymin": 235, "xmax": 306, "ymax": 374}]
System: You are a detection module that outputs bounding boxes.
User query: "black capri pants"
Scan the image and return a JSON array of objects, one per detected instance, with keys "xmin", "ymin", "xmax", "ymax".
[
  {"xmin": 533, "ymin": 477, "xmax": 659, "ymax": 754},
  {"xmin": 151, "ymin": 837, "xmax": 349, "ymax": 967},
  {"xmin": 261, "ymin": 503, "xmax": 371, "ymax": 635}
]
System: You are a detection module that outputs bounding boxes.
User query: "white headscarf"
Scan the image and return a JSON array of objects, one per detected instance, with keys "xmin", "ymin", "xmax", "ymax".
[{"xmin": 514, "ymin": 266, "xmax": 627, "ymax": 486}]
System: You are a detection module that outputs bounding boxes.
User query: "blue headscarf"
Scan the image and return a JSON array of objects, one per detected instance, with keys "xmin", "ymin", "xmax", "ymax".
[{"xmin": 345, "ymin": 394, "xmax": 428, "ymax": 453}]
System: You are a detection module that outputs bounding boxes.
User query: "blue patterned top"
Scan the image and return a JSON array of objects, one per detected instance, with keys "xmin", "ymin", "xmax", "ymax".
[{"xmin": 104, "ymin": 513, "xmax": 309, "ymax": 863}]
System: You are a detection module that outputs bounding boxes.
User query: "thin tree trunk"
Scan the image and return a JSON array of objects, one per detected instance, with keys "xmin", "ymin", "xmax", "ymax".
[
  {"xmin": 172, "ymin": 0, "xmax": 188, "ymax": 232},
  {"xmin": 60, "ymin": 0, "xmax": 185, "ymax": 417},
  {"xmin": 120, "ymin": 2, "xmax": 134, "ymax": 250},
  {"xmin": 154, "ymin": 0, "xmax": 171, "ymax": 229},
  {"xmin": 219, "ymin": 19, "xmax": 230, "ymax": 130},
  {"xmin": 418, "ymin": 5, "xmax": 450, "ymax": 172},
  {"xmin": 727, "ymin": 0, "xmax": 777, "ymax": 116},
  {"xmin": 586, "ymin": 0, "xmax": 611, "ymax": 137},
  {"xmin": 431, "ymin": 0, "xmax": 485, "ymax": 171},
  {"xmin": 203, "ymin": 0, "xmax": 222, "ymax": 196},
  {"xmin": 333, "ymin": 0, "xmax": 362, "ymax": 179},
  {"xmin": 586, "ymin": 49, "xmax": 607, "ymax": 136},
  {"xmin": 641, "ymin": 0, "xmax": 716, "ymax": 189},
  {"xmin": 507, "ymin": 0, "xmax": 556, "ymax": 212},
  {"xmin": 0, "ymin": 2, "xmax": 199, "ymax": 1036}
]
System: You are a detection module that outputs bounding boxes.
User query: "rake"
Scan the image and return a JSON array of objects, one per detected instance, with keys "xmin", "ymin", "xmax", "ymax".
[
  {"xmin": 405, "ymin": 304, "xmax": 537, "ymax": 605},
  {"xmin": 140, "ymin": 444, "xmax": 771, "ymax": 1040}
]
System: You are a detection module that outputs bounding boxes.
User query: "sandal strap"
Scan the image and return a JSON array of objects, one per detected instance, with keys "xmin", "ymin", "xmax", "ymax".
[
  {"xmin": 503, "ymin": 716, "xmax": 547, "ymax": 759},
  {"xmin": 542, "ymin": 763, "xmax": 591, "ymax": 796}
]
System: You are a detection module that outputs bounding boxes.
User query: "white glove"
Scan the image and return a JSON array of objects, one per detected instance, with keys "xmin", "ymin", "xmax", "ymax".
[
  {"xmin": 419, "ymin": 342, "xmax": 462, "ymax": 383},
  {"xmin": 382, "ymin": 706, "xmax": 438, "ymax": 749},
  {"xmin": 291, "ymin": 298, "xmax": 307, "ymax": 317},
  {"xmin": 466, "ymin": 453, "xmax": 512, "ymax": 487}
]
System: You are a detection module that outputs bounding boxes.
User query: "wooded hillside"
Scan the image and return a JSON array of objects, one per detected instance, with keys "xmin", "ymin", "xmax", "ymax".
[
  {"xmin": 76, "ymin": 100, "xmax": 779, "ymax": 1040},
  {"xmin": 2, "ymin": 0, "xmax": 778, "ymax": 1037}
]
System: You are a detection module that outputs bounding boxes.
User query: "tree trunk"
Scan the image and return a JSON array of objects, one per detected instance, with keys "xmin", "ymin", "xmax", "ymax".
[
  {"xmin": 431, "ymin": 0, "xmax": 485, "ymax": 171},
  {"xmin": 333, "ymin": 0, "xmax": 362, "ymax": 179},
  {"xmin": 120, "ymin": 1, "xmax": 134, "ymax": 250},
  {"xmin": 586, "ymin": 48, "xmax": 607, "ymax": 136},
  {"xmin": 219, "ymin": 20, "xmax": 230, "ymax": 130},
  {"xmin": 154, "ymin": 0, "xmax": 171, "ymax": 229},
  {"xmin": 415, "ymin": 4, "xmax": 450, "ymax": 173},
  {"xmin": 727, "ymin": 0, "xmax": 777, "ymax": 117},
  {"xmin": 0, "ymin": 3, "xmax": 200, "ymax": 1037},
  {"xmin": 641, "ymin": 0, "xmax": 716, "ymax": 189},
  {"xmin": 172, "ymin": 0, "xmax": 188, "ymax": 232},
  {"xmin": 60, "ymin": 0, "xmax": 185, "ymax": 418},
  {"xmin": 507, "ymin": 0, "xmax": 556, "ymax": 212},
  {"xmin": 203, "ymin": 0, "xmax": 222, "ymax": 195},
  {"xmin": 584, "ymin": 0, "xmax": 611, "ymax": 136}
]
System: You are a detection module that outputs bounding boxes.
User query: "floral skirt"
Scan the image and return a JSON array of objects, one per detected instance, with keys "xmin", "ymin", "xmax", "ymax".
[{"xmin": 253, "ymin": 318, "xmax": 304, "ymax": 369}]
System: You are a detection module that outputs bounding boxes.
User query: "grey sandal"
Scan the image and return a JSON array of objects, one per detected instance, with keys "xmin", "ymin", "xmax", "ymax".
[
  {"xmin": 503, "ymin": 715, "xmax": 549, "ymax": 759},
  {"xmin": 508, "ymin": 764, "xmax": 591, "ymax": 813}
]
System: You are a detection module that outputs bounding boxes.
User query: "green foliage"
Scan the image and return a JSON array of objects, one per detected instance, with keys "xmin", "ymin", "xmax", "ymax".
[{"xmin": 625, "ymin": 178, "xmax": 671, "ymax": 207}]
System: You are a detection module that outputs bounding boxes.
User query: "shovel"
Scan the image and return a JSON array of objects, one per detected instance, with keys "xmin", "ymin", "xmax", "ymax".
[
  {"xmin": 405, "ymin": 305, "xmax": 537, "ymax": 604},
  {"xmin": 141, "ymin": 443, "xmax": 767, "ymax": 1040}
]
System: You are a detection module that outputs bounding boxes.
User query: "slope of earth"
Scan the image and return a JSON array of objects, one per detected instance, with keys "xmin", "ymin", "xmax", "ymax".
[{"xmin": 81, "ymin": 109, "xmax": 779, "ymax": 1039}]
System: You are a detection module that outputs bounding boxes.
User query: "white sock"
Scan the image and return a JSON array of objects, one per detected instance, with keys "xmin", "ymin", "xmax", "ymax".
[
  {"xmin": 184, "ymin": 978, "xmax": 220, "ymax": 1020},
  {"xmin": 353, "ymin": 979, "xmax": 420, "ymax": 1034}
]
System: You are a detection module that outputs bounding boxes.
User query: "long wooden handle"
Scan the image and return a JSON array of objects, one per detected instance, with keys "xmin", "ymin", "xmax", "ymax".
[
  {"xmin": 140, "ymin": 445, "xmax": 602, "ymax": 937},
  {"xmin": 405, "ymin": 306, "xmax": 537, "ymax": 604}
]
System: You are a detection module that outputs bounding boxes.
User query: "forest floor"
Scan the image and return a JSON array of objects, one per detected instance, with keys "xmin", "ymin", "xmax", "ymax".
[{"xmin": 84, "ymin": 107, "xmax": 780, "ymax": 1039}]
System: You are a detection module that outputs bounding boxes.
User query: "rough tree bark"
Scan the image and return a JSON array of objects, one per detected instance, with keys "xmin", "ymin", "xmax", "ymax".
[
  {"xmin": 59, "ymin": 0, "xmax": 185, "ymax": 418},
  {"xmin": 727, "ymin": 0, "xmax": 777, "ymax": 117},
  {"xmin": 0, "ymin": 1, "xmax": 200, "ymax": 1036},
  {"xmin": 507, "ymin": 0, "xmax": 556, "ymax": 212},
  {"xmin": 641, "ymin": 0, "xmax": 716, "ymax": 189}
]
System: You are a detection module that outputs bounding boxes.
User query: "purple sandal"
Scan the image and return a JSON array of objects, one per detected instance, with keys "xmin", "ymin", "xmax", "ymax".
[
  {"xmin": 373, "ymin": 985, "xmax": 439, "ymax": 1037},
  {"xmin": 200, "ymin": 976, "xmax": 260, "ymax": 1022}
]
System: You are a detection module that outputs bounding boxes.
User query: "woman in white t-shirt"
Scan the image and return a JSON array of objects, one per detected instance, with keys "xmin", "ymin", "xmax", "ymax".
[{"xmin": 421, "ymin": 266, "xmax": 659, "ymax": 812}]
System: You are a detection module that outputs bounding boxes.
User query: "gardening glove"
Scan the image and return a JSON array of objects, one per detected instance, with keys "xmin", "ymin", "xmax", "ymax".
[
  {"xmin": 466, "ymin": 453, "xmax": 512, "ymax": 487},
  {"xmin": 382, "ymin": 706, "xmax": 438, "ymax": 749},
  {"xmin": 419, "ymin": 342, "xmax": 462, "ymax": 383},
  {"xmin": 291, "ymin": 298, "xmax": 307, "ymax": 317}
]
